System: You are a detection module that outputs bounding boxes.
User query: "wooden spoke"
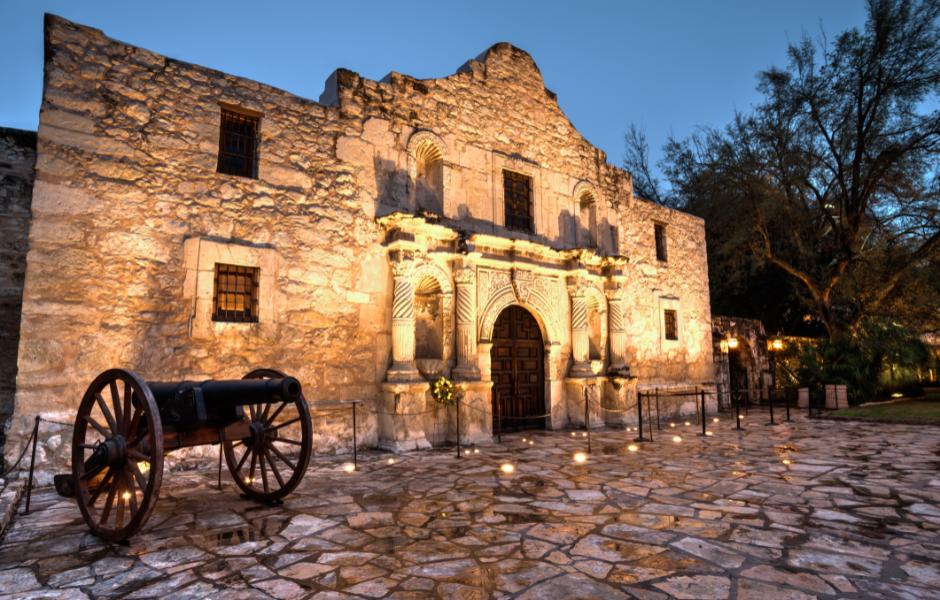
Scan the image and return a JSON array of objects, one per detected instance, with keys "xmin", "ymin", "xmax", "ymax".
[
  {"xmin": 259, "ymin": 451, "xmax": 270, "ymax": 494},
  {"xmin": 267, "ymin": 442, "xmax": 296, "ymax": 471},
  {"xmin": 268, "ymin": 416, "xmax": 301, "ymax": 431},
  {"xmin": 248, "ymin": 450, "xmax": 258, "ymax": 483},
  {"xmin": 264, "ymin": 402, "xmax": 288, "ymax": 426},
  {"xmin": 126, "ymin": 407, "xmax": 143, "ymax": 445},
  {"xmin": 94, "ymin": 393, "xmax": 118, "ymax": 434},
  {"xmin": 263, "ymin": 447, "xmax": 286, "ymax": 488},
  {"xmin": 248, "ymin": 403, "xmax": 256, "ymax": 420},
  {"xmin": 234, "ymin": 444, "xmax": 252, "ymax": 474},
  {"xmin": 122, "ymin": 381, "xmax": 133, "ymax": 432},
  {"xmin": 126, "ymin": 448, "xmax": 149, "ymax": 462},
  {"xmin": 124, "ymin": 470, "xmax": 138, "ymax": 516},
  {"xmin": 87, "ymin": 469, "xmax": 114, "ymax": 507},
  {"xmin": 128, "ymin": 460, "xmax": 147, "ymax": 491},
  {"xmin": 271, "ymin": 436, "xmax": 303, "ymax": 446},
  {"xmin": 111, "ymin": 380, "xmax": 124, "ymax": 435},
  {"xmin": 115, "ymin": 488, "xmax": 126, "ymax": 530},
  {"xmin": 84, "ymin": 414, "xmax": 111, "ymax": 438},
  {"xmin": 100, "ymin": 482, "xmax": 118, "ymax": 526}
]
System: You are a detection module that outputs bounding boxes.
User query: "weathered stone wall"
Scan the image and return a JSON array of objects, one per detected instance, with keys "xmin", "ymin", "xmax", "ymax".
[
  {"xmin": 7, "ymin": 15, "xmax": 714, "ymax": 476},
  {"xmin": 0, "ymin": 128, "xmax": 36, "ymax": 464},
  {"xmin": 6, "ymin": 15, "xmax": 387, "ymax": 474}
]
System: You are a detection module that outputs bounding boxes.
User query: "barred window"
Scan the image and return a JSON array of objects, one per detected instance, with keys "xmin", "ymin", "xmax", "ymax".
[
  {"xmin": 213, "ymin": 264, "xmax": 260, "ymax": 323},
  {"xmin": 663, "ymin": 309, "xmax": 678, "ymax": 341},
  {"xmin": 503, "ymin": 170, "xmax": 533, "ymax": 232},
  {"xmin": 654, "ymin": 223, "xmax": 668, "ymax": 261},
  {"xmin": 217, "ymin": 109, "xmax": 259, "ymax": 178}
]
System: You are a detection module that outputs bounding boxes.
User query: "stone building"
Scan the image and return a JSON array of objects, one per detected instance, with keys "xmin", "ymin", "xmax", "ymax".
[{"xmin": 2, "ymin": 15, "xmax": 715, "ymax": 472}]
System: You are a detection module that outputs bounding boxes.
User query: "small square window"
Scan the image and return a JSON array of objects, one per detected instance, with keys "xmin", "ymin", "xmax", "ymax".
[
  {"xmin": 654, "ymin": 223, "xmax": 667, "ymax": 261},
  {"xmin": 503, "ymin": 170, "xmax": 533, "ymax": 232},
  {"xmin": 217, "ymin": 108, "xmax": 259, "ymax": 178},
  {"xmin": 663, "ymin": 309, "xmax": 678, "ymax": 340},
  {"xmin": 213, "ymin": 264, "xmax": 259, "ymax": 323}
]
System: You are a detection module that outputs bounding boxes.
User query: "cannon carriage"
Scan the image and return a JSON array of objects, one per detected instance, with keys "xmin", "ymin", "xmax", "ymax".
[{"xmin": 66, "ymin": 367, "xmax": 312, "ymax": 541}]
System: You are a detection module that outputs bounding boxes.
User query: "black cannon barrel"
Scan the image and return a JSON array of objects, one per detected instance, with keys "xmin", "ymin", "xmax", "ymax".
[{"xmin": 147, "ymin": 377, "xmax": 302, "ymax": 427}]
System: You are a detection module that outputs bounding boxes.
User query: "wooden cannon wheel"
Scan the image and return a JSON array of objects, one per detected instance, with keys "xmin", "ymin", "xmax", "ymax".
[
  {"xmin": 71, "ymin": 369, "xmax": 164, "ymax": 542},
  {"xmin": 223, "ymin": 368, "xmax": 312, "ymax": 502}
]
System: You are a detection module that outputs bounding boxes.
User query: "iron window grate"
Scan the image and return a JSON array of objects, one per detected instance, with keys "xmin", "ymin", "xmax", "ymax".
[
  {"xmin": 655, "ymin": 223, "xmax": 668, "ymax": 261},
  {"xmin": 664, "ymin": 309, "xmax": 678, "ymax": 340},
  {"xmin": 213, "ymin": 263, "xmax": 260, "ymax": 323},
  {"xmin": 217, "ymin": 109, "xmax": 259, "ymax": 178},
  {"xmin": 504, "ymin": 170, "xmax": 533, "ymax": 232}
]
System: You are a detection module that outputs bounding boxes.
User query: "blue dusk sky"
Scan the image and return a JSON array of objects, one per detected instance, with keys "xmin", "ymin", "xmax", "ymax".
[{"xmin": 1, "ymin": 1, "xmax": 868, "ymax": 175}]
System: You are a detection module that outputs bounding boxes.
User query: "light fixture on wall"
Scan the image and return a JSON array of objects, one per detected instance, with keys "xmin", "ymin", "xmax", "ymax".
[
  {"xmin": 727, "ymin": 337, "xmax": 739, "ymax": 350},
  {"xmin": 768, "ymin": 338, "xmax": 784, "ymax": 352}
]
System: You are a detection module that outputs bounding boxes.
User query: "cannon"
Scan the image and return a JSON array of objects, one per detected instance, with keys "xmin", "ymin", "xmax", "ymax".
[{"xmin": 64, "ymin": 368, "xmax": 312, "ymax": 541}]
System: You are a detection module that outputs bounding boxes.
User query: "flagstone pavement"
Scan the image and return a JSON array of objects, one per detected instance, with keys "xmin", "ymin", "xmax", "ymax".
[{"xmin": 0, "ymin": 411, "xmax": 938, "ymax": 599}]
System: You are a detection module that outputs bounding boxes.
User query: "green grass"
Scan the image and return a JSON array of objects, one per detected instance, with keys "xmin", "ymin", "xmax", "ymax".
[{"xmin": 832, "ymin": 396, "xmax": 940, "ymax": 424}]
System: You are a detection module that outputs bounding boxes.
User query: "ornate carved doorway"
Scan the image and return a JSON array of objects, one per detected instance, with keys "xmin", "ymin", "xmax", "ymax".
[{"xmin": 491, "ymin": 306, "xmax": 545, "ymax": 431}]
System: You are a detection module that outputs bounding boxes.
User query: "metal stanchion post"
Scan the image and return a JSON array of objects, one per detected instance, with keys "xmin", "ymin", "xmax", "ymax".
[
  {"xmin": 24, "ymin": 415, "xmax": 40, "ymax": 515},
  {"xmin": 700, "ymin": 390, "xmax": 707, "ymax": 436},
  {"xmin": 647, "ymin": 393, "xmax": 655, "ymax": 442},
  {"xmin": 767, "ymin": 388, "xmax": 776, "ymax": 425},
  {"xmin": 217, "ymin": 428, "xmax": 224, "ymax": 490},
  {"xmin": 655, "ymin": 388, "xmax": 661, "ymax": 430},
  {"xmin": 584, "ymin": 388, "xmax": 592, "ymax": 453},
  {"xmin": 352, "ymin": 402, "xmax": 358, "ymax": 469},
  {"xmin": 735, "ymin": 392, "xmax": 742, "ymax": 430},
  {"xmin": 785, "ymin": 388, "xmax": 792, "ymax": 422},
  {"xmin": 635, "ymin": 391, "xmax": 644, "ymax": 442},
  {"xmin": 496, "ymin": 390, "xmax": 502, "ymax": 443},
  {"xmin": 456, "ymin": 394, "xmax": 461, "ymax": 458}
]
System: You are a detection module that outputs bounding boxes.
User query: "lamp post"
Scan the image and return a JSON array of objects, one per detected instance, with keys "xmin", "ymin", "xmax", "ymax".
[{"xmin": 766, "ymin": 338, "xmax": 784, "ymax": 425}]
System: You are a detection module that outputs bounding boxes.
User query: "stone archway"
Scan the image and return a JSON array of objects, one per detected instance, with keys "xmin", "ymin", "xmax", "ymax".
[{"xmin": 491, "ymin": 305, "xmax": 546, "ymax": 431}]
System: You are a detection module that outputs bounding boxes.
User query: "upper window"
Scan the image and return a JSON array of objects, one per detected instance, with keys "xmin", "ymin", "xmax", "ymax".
[
  {"xmin": 414, "ymin": 140, "xmax": 444, "ymax": 214},
  {"xmin": 663, "ymin": 309, "xmax": 678, "ymax": 340},
  {"xmin": 654, "ymin": 223, "xmax": 668, "ymax": 261},
  {"xmin": 213, "ymin": 263, "xmax": 260, "ymax": 323},
  {"xmin": 217, "ymin": 108, "xmax": 259, "ymax": 178},
  {"xmin": 504, "ymin": 170, "xmax": 533, "ymax": 232},
  {"xmin": 578, "ymin": 191, "xmax": 597, "ymax": 247}
]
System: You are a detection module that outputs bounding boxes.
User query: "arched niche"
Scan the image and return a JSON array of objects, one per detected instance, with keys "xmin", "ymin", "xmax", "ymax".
[
  {"xmin": 572, "ymin": 181, "xmax": 600, "ymax": 248},
  {"xmin": 411, "ymin": 262, "xmax": 454, "ymax": 375},
  {"xmin": 407, "ymin": 130, "xmax": 447, "ymax": 216},
  {"xmin": 584, "ymin": 287, "xmax": 607, "ymax": 362}
]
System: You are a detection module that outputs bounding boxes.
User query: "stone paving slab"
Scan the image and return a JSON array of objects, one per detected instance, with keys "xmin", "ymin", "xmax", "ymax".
[{"xmin": 0, "ymin": 411, "xmax": 938, "ymax": 599}]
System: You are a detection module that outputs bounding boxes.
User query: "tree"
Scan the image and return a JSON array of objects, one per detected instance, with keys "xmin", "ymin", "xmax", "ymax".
[{"xmin": 653, "ymin": 0, "xmax": 940, "ymax": 339}]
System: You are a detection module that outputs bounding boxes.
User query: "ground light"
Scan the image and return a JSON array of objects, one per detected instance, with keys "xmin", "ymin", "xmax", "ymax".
[
  {"xmin": 782, "ymin": 459, "xmax": 791, "ymax": 465},
  {"xmin": 713, "ymin": 417, "xmax": 720, "ymax": 423},
  {"xmin": 705, "ymin": 431, "xmax": 714, "ymax": 436},
  {"xmin": 672, "ymin": 435, "xmax": 682, "ymax": 443},
  {"xmin": 122, "ymin": 491, "xmax": 131, "ymax": 501},
  {"xmin": 500, "ymin": 463, "xmax": 515, "ymax": 474},
  {"xmin": 627, "ymin": 444, "xmax": 639, "ymax": 452},
  {"xmin": 684, "ymin": 421, "xmax": 691, "ymax": 426},
  {"xmin": 573, "ymin": 452, "xmax": 588, "ymax": 463},
  {"xmin": 387, "ymin": 458, "xmax": 396, "ymax": 465},
  {"xmin": 342, "ymin": 463, "xmax": 356, "ymax": 473}
]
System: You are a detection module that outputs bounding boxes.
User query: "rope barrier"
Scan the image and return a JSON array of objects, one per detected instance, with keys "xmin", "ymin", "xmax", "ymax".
[{"xmin": 3, "ymin": 422, "xmax": 37, "ymax": 474}]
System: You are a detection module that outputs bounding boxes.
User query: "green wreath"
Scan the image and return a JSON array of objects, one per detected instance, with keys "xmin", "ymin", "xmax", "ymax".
[{"xmin": 431, "ymin": 376, "xmax": 457, "ymax": 406}]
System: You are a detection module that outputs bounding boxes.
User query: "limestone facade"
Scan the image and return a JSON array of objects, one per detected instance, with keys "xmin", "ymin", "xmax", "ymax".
[{"xmin": 3, "ymin": 15, "xmax": 715, "ymax": 472}]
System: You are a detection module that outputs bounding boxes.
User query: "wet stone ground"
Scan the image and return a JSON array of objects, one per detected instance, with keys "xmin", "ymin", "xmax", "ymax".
[{"xmin": 0, "ymin": 411, "xmax": 939, "ymax": 599}]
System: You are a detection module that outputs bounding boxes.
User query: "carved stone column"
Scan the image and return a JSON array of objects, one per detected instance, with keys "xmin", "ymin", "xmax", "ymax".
[
  {"xmin": 452, "ymin": 266, "xmax": 480, "ymax": 380},
  {"xmin": 387, "ymin": 260, "xmax": 420, "ymax": 382},
  {"xmin": 606, "ymin": 284, "xmax": 629, "ymax": 374},
  {"xmin": 568, "ymin": 278, "xmax": 592, "ymax": 377}
]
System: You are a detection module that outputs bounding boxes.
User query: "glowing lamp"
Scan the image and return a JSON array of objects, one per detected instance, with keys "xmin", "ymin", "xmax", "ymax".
[
  {"xmin": 727, "ymin": 337, "xmax": 739, "ymax": 350},
  {"xmin": 342, "ymin": 463, "xmax": 356, "ymax": 473},
  {"xmin": 672, "ymin": 435, "xmax": 682, "ymax": 443},
  {"xmin": 627, "ymin": 444, "xmax": 639, "ymax": 452},
  {"xmin": 500, "ymin": 463, "xmax": 515, "ymax": 474},
  {"xmin": 573, "ymin": 452, "xmax": 588, "ymax": 463}
]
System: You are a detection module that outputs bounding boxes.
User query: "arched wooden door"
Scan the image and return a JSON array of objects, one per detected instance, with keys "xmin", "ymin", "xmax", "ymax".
[{"xmin": 491, "ymin": 306, "xmax": 545, "ymax": 431}]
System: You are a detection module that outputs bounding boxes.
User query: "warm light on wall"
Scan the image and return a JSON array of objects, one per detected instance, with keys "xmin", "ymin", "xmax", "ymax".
[
  {"xmin": 727, "ymin": 337, "xmax": 739, "ymax": 350},
  {"xmin": 768, "ymin": 338, "xmax": 784, "ymax": 351},
  {"xmin": 719, "ymin": 340, "xmax": 729, "ymax": 353}
]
